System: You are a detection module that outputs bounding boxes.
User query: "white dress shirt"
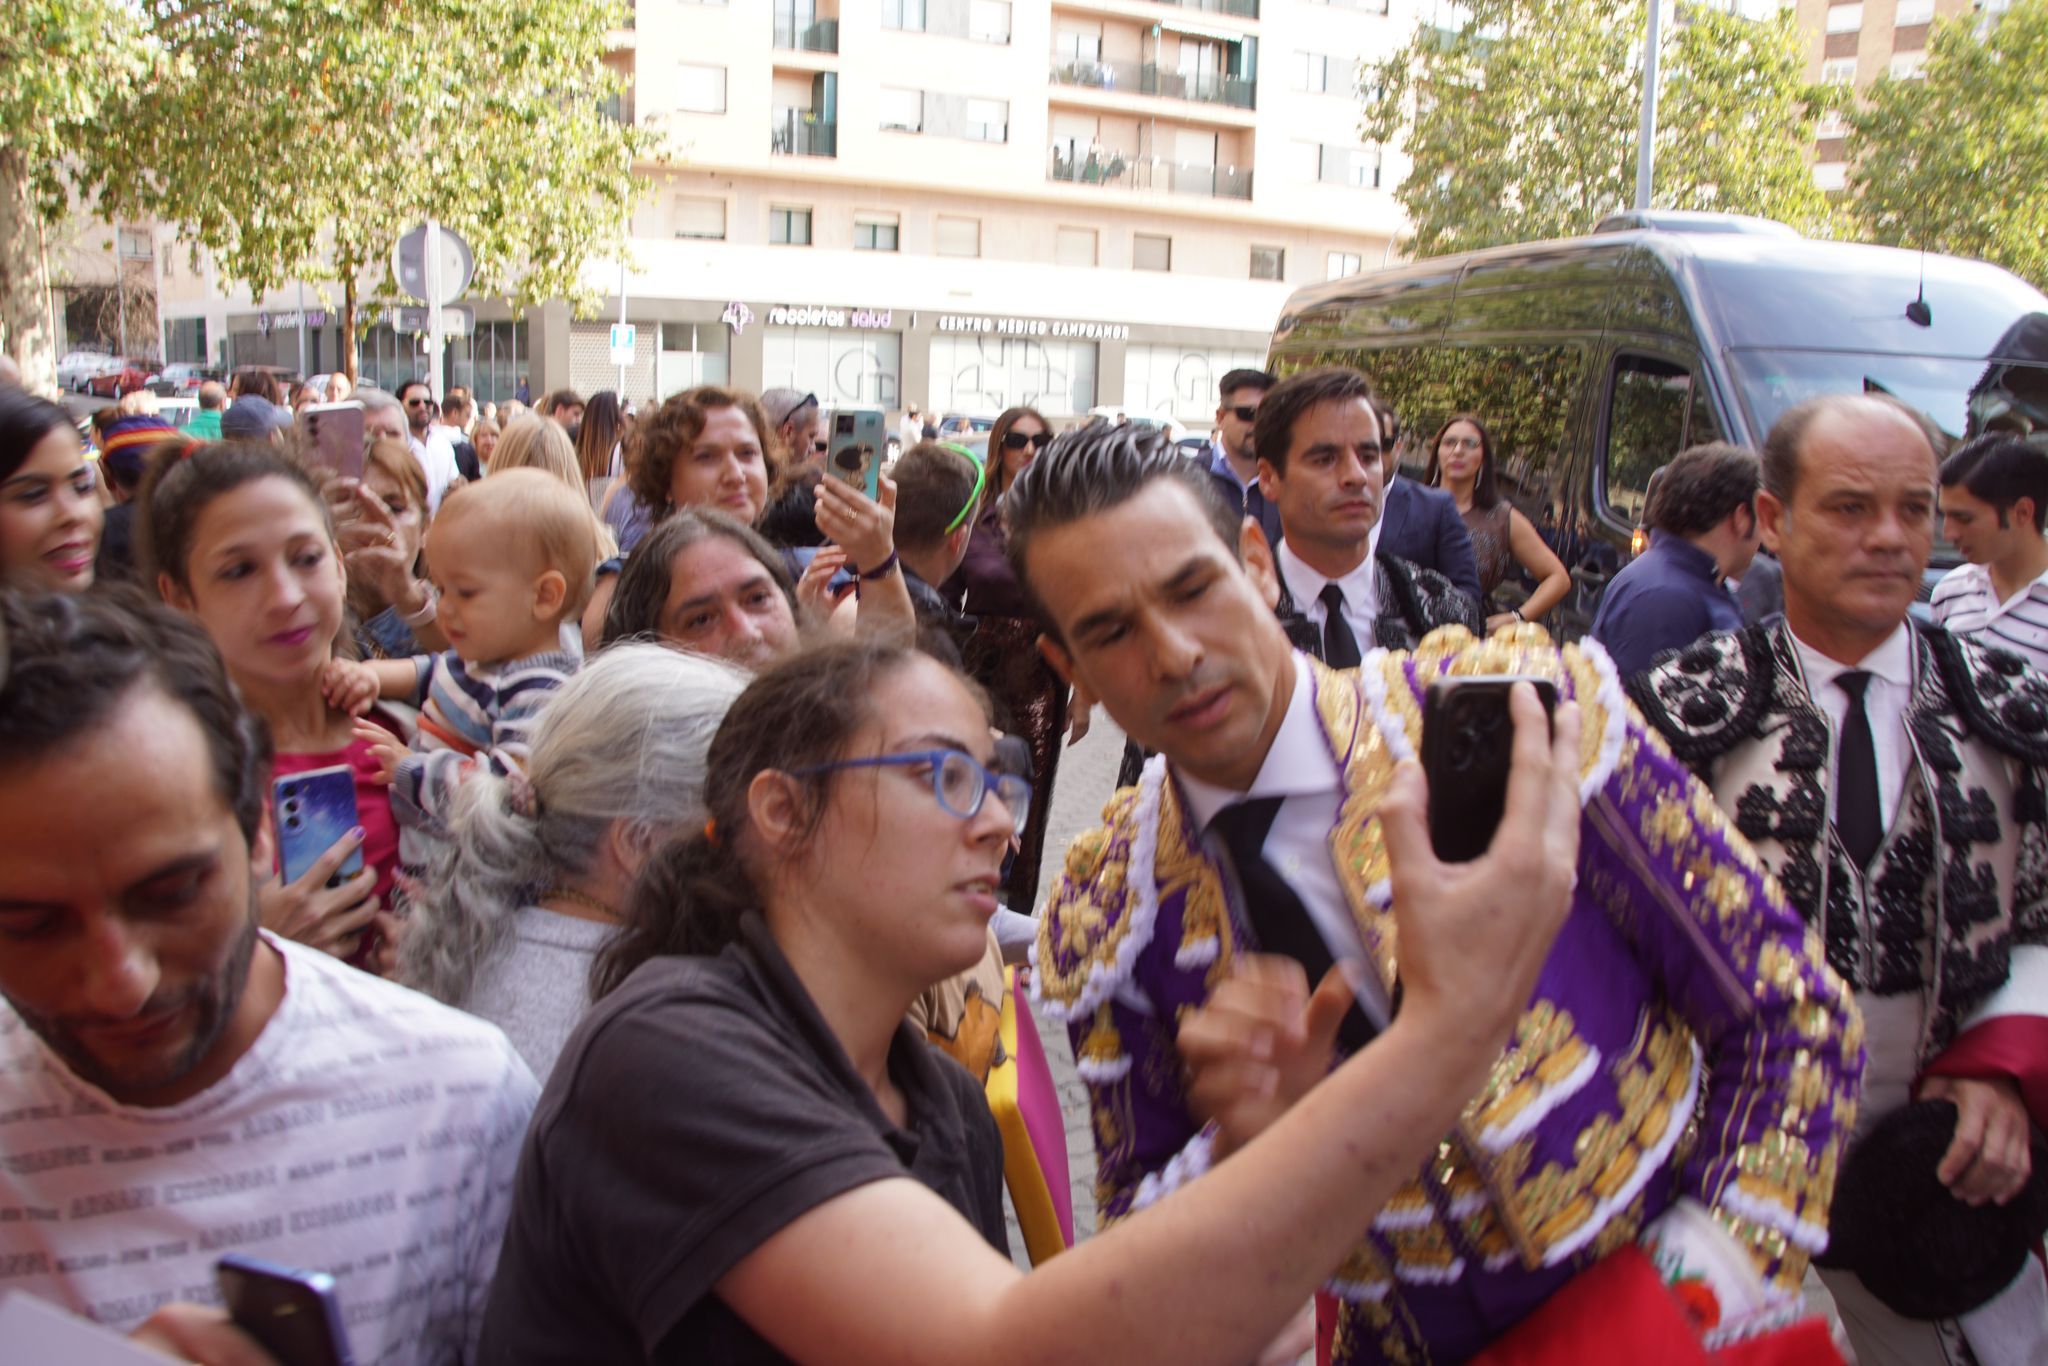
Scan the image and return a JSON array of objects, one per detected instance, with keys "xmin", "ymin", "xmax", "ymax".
[
  {"xmin": 1277, "ymin": 520, "xmax": 1384, "ymax": 646},
  {"xmin": 1789, "ymin": 622, "xmax": 1915, "ymax": 833},
  {"xmin": 1177, "ymin": 654, "xmax": 1393, "ymax": 1026},
  {"xmin": 409, "ymin": 431, "xmax": 461, "ymax": 513}
]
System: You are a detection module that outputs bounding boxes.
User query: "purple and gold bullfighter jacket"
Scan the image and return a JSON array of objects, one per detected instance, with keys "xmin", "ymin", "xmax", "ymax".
[{"xmin": 1031, "ymin": 626, "xmax": 1866, "ymax": 1364}]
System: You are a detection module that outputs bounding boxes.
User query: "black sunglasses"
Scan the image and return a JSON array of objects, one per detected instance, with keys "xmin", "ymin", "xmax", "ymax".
[
  {"xmin": 1001, "ymin": 430, "xmax": 1051, "ymax": 451},
  {"xmin": 1226, "ymin": 405, "xmax": 1259, "ymax": 423}
]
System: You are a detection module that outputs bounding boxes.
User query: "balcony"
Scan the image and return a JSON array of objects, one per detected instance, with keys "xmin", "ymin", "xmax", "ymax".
[
  {"xmin": 1049, "ymin": 147, "xmax": 1252, "ymax": 200},
  {"xmin": 1152, "ymin": 0, "xmax": 1259, "ymax": 14},
  {"xmin": 1049, "ymin": 58, "xmax": 1255, "ymax": 110},
  {"xmin": 775, "ymin": 16, "xmax": 840, "ymax": 51},
  {"xmin": 772, "ymin": 108, "xmax": 837, "ymax": 157}
]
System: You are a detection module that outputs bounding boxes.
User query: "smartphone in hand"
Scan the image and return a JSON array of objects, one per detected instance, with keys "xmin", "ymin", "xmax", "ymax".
[
  {"xmin": 1420, "ymin": 675, "xmax": 1559, "ymax": 863},
  {"xmin": 217, "ymin": 1253, "xmax": 355, "ymax": 1366},
  {"xmin": 273, "ymin": 767, "xmax": 364, "ymax": 888},
  {"xmin": 826, "ymin": 409, "xmax": 883, "ymax": 499},
  {"xmin": 303, "ymin": 401, "xmax": 367, "ymax": 482}
]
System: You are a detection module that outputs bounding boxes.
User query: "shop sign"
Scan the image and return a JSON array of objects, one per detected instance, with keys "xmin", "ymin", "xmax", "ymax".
[
  {"xmin": 254, "ymin": 309, "xmax": 330, "ymax": 335},
  {"xmin": 721, "ymin": 300, "xmax": 755, "ymax": 335},
  {"xmin": 767, "ymin": 304, "xmax": 895, "ymax": 330},
  {"xmin": 936, "ymin": 314, "xmax": 1130, "ymax": 341}
]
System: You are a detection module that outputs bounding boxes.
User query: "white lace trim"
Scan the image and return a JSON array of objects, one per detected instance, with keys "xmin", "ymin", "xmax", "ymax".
[
  {"xmin": 1540, "ymin": 1036, "xmax": 1705, "ymax": 1267},
  {"xmin": 1074, "ymin": 1051, "xmax": 1132, "ymax": 1084},
  {"xmin": 1356, "ymin": 647, "xmax": 1415, "ymax": 763},
  {"xmin": 1394, "ymin": 1258, "xmax": 1469, "ymax": 1286},
  {"xmin": 1175, "ymin": 935, "xmax": 1221, "ymax": 970},
  {"xmin": 1721, "ymin": 1185, "xmax": 1832, "ymax": 1256},
  {"xmin": 1130, "ymin": 1126, "xmax": 1216, "ymax": 1212},
  {"xmin": 1371, "ymin": 1204, "xmax": 1436, "ymax": 1232},
  {"xmin": 1475, "ymin": 1046, "xmax": 1602, "ymax": 1153},
  {"xmin": 1326, "ymin": 1277, "xmax": 1392, "ymax": 1304},
  {"xmin": 1569, "ymin": 636, "xmax": 1631, "ymax": 803},
  {"xmin": 1030, "ymin": 755, "xmax": 1169, "ymax": 1022}
]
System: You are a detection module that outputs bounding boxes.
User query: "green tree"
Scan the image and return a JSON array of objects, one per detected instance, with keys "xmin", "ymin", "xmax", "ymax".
[
  {"xmin": 1362, "ymin": 0, "xmax": 1832, "ymax": 258},
  {"xmin": 1844, "ymin": 2, "xmax": 2048, "ymax": 287},
  {"xmin": 0, "ymin": 0, "xmax": 653, "ymax": 392}
]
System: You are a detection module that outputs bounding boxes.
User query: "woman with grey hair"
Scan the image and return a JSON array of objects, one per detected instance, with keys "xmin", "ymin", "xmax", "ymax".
[{"xmin": 400, "ymin": 642, "xmax": 750, "ymax": 1077}]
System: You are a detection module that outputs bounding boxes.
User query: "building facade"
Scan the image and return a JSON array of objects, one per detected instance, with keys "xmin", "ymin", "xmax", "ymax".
[
  {"xmin": 1795, "ymin": 0, "xmax": 1978, "ymax": 189},
  {"xmin": 159, "ymin": 0, "xmax": 1416, "ymax": 425}
]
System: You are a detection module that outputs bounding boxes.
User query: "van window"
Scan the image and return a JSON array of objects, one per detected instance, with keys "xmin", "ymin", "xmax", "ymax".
[
  {"xmin": 1291, "ymin": 342, "xmax": 1589, "ymax": 496},
  {"xmin": 1603, "ymin": 354, "xmax": 1719, "ymax": 527}
]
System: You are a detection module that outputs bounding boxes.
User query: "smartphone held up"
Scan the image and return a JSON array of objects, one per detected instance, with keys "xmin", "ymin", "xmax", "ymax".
[{"xmin": 1420, "ymin": 675, "xmax": 1559, "ymax": 864}]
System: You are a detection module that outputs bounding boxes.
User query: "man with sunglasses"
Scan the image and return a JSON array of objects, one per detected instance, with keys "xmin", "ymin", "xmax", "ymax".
[
  {"xmin": 1208, "ymin": 368, "xmax": 1284, "ymax": 550},
  {"xmin": 761, "ymin": 388, "xmax": 828, "ymax": 469}
]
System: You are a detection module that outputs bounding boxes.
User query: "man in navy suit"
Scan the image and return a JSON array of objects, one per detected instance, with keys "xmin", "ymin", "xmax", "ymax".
[
  {"xmin": 1205, "ymin": 368, "xmax": 1284, "ymax": 549},
  {"xmin": 1371, "ymin": 401, "xmax": 1483, "ymax": 608}
]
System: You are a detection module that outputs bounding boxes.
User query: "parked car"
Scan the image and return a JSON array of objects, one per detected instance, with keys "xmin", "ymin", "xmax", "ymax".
[
  {"xmin": 150, "ymin": 363, "xmax": 222, "ymax": 397},
  {"xmin": 86, "ymin": 359, "xmax": 158, "ymax": 399},
  {"xmin": 57, "ymin": 350, "xmax": 119, "ymax": 393},
  {"xmin": 1267, "ymin": 212, "xmax": 2048, "ymax": 637}
]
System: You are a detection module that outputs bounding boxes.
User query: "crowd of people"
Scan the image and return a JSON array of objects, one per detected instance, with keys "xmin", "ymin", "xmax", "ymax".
[{"xmin": 0, "ymin": 354, "xmax": 2042, "ymax": 1366}]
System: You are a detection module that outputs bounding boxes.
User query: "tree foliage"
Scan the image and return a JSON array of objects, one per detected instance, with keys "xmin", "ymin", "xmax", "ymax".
[
  {"xmin": 1362, "ymin": 0, "xmax": 1833, "ymax": 257},
  {"xmin": 1844, "ymin": 2, "xmax": 2048, "ymax": 288},
  {"xmin": 0, "ymin": 0, "xmax": 654, "ymax": 387}
]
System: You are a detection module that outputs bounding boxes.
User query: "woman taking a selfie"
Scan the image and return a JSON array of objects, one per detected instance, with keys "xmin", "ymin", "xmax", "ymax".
[
  {"xmin": 341, "ymin": 437, "xmax": 447, "ymax": 660},
  {"xmin": 143, "ymin": 442, "xmax": 399, "ymax": 967},
  {"xmin": 480, "ymin": 639, "xmax": 1585, "ymax": 1365}
]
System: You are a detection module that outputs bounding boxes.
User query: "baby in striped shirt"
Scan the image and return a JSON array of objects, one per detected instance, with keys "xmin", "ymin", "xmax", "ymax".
[{"xmin": 328, "ymin": 468, "xmax": 603, "ymax": 840}]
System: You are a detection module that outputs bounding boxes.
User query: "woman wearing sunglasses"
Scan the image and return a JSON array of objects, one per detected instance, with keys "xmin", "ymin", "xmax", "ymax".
[
  {"xmin": 943, "ymin": 405, "xmax": 1077, "ymax": 916},
  {"xmin": 479, "ymin": 638, "xmax": 1587, "ymax": 1365}
]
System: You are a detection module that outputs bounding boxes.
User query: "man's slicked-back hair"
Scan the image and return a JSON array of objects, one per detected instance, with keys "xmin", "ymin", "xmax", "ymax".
[
  {"xmin": 1252, "ymin": 366, "xmax": 1377, "ymax": 475},
  {"xmin": 0, "ymin": 587, "xmax": 271, "ymax": 841},
  {"xmin": 1002, "ymin": 421, "xmax": 1240, "ymax": 635},
  {"xmin": 1219, "ymin": 367, "xmax": 1276, "ymax": 402},
  {"xmin": 1645, "ymin": 442, "xmax": 1760, "ymax": 537},
  {"xmin": 1761, "ymin": 391, "xmax": 1938, "ymax": 502},
  {"xmin": 1940, "ymin": 433, "xmax": 2048, "ymax": 532}
]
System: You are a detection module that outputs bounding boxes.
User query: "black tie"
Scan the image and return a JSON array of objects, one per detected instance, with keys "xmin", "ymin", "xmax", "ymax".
[
  {"xmin": 1318, "ymin": 583, "xmax": 1363, "ymax": 669},
  {"xmin": 1206, "ymin": 796, "xmax": 1377, "ymax": 1054},
  {"xmin": 1835, "ymin": 670, "xmax": 1884, "ymax": 869}
]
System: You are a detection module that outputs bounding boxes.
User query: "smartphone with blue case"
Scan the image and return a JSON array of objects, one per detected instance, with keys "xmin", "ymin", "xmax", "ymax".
[
  {"xmin": 273, "ymin": 766, "xmax": 363, "ymax": 888},
  {"xmin": 826, "ymin": 407, "xmax": 884, "ymax": 500},
  {"xmin": 217, "ymin": 1253, "xmax": 355, "ymax": 1366}
]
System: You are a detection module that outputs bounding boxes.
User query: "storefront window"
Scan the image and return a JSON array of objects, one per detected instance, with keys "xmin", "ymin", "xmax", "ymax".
[
  {"xmin": 657, "ymin": 322, "xmax": 730, "ymax": 396},
  {"xmin": 763, "ymin": 326, "xmax": 901, "ymax": 409},
  {"xmin": 929, "ymin": 335, "xmax": 1097, "ymax": 417},
  {"xmin": 1123, "ymin": 343, "xmax": 1269, "ymax": 426}
]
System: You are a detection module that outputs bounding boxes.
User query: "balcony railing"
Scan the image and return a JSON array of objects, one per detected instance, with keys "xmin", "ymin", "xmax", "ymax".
[
  {"xmin": 772, "ymin": 108, "xmax": 838, "ymax": 156},
  {"xmin": 1152, "ymin": 0, "xmax": 1259, "ymax": 15},
  {"xmin": 774, "ymin": 16, "xmax": 840, "ymax": 51},
  {"xmin": 1048, "ymin": 147, "xmax": 1252, "ymax": 200},
  {"xmin": 1049, "ymin": 58, "xmax": 1256, "ymax": 109}
]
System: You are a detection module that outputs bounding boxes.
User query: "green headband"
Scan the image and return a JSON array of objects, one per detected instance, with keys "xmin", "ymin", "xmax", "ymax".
[{"xmin": 943, "ymin": 442, "xmax": 988, "ymax": 535}]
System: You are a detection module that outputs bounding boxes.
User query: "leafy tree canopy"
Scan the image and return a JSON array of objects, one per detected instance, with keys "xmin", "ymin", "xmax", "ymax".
[
  {"xmin": 1362, "ymin": 0, "xmax": 1834, "ymax": 257},
  {"xmin": 1844, "ymin": 1, "xmax": 2048, "ymax": 287}
]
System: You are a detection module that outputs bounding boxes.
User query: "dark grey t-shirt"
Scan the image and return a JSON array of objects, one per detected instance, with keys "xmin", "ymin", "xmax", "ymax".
[{"xmin": 477, "ymin": 913, "xmax": 1008, "ymax": 1365}]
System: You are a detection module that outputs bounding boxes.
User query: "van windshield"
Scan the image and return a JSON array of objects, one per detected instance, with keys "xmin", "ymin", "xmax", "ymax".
[{"xmin": 1727, "ymin": 348, "xmax": 2048, "ymax": 445}]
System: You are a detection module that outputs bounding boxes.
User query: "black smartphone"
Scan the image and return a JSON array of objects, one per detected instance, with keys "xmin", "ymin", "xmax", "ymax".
[
  {"xmin": 217, "ymin": 1252, "xmax": 355, "ymax": 1366},
  {"xmin": 1420, "ymin": 675, "xmax": 1558, "ymax": 863}
]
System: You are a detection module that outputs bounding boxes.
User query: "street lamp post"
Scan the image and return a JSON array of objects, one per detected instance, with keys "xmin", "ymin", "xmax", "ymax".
[{"xmin": 1635, "ymin": 0, "xmax": 1663, "ymax": 211}]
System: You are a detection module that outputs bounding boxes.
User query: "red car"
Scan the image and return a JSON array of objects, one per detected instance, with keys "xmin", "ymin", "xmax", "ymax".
[{"xmin": 87, "ymin": 359, "xmax": 157, "ymax": 399}]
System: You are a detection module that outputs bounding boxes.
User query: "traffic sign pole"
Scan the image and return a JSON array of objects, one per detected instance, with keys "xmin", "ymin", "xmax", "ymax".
[{"xmin": 426, "ymin": 219, "xmax": 445, "ymax": 403}]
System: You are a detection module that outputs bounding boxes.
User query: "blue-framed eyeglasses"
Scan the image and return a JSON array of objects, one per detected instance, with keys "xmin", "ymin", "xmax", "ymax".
[{"xmin": 794, "ymin": 748, "xmax": 1033, "ymax": 835}]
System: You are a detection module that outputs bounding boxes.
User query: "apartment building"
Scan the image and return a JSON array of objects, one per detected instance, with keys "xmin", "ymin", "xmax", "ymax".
[
  {"xmin": 159, "ymin": 0, "xmax": 1415, "ymax": 424},
  {"xmin": 1796, "ymin": 0, "xmax": 1976, "ymax": 188}
]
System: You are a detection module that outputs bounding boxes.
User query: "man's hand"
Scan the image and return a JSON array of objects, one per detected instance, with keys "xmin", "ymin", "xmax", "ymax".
[
  {"xmin": 814, "ymin": 473, "xmax": 897, "ymax": 574},
  {"xmin": 1179, "ymin": 957, "xmax": 1353, "ymax": 1158},
  {"xmin": 1381, "ymin": 684, "xmax": 1583, "ymax": 1074},
  {"xmin": 1920, "ymin": 1074, "xmax": 2034, "ymax": 1206},
  {"xmin": 131, "ymin": 1304, "xmax": 279, "ymax": 1365}
]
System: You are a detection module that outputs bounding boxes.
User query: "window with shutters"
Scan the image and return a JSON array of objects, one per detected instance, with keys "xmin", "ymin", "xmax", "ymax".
[
  {"xmin": 1250, "ymin": 246, "xmax": 1285, "ymax": 280},
  {"xmin": 935, "ymin": 216, "xmax": 981, "ymax": 257},
  {"xmin": 677, "ymin": 64, "xmax": 727, "ymax": 114},
  {"xmin": 769, "ymin": 207, "xmax": 812, "ymax": 246},
  {"xmin": 1134, "ymin": 233, "xmax": 1172, "ymax": 272},
  {"xmin": 1055, "ymin": 227, "xmax": 1098, "ymax": 267},
  {"xmin": 854, "ymin": 214, "xmax": 900, "ymax": 251},
  {"xmin": 671, "ymin": 197, "xmax": 726, "ymax": 239},
  {"xmin": 880, "ymin": 87, "xmax": 923, "ymax": 132}
]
